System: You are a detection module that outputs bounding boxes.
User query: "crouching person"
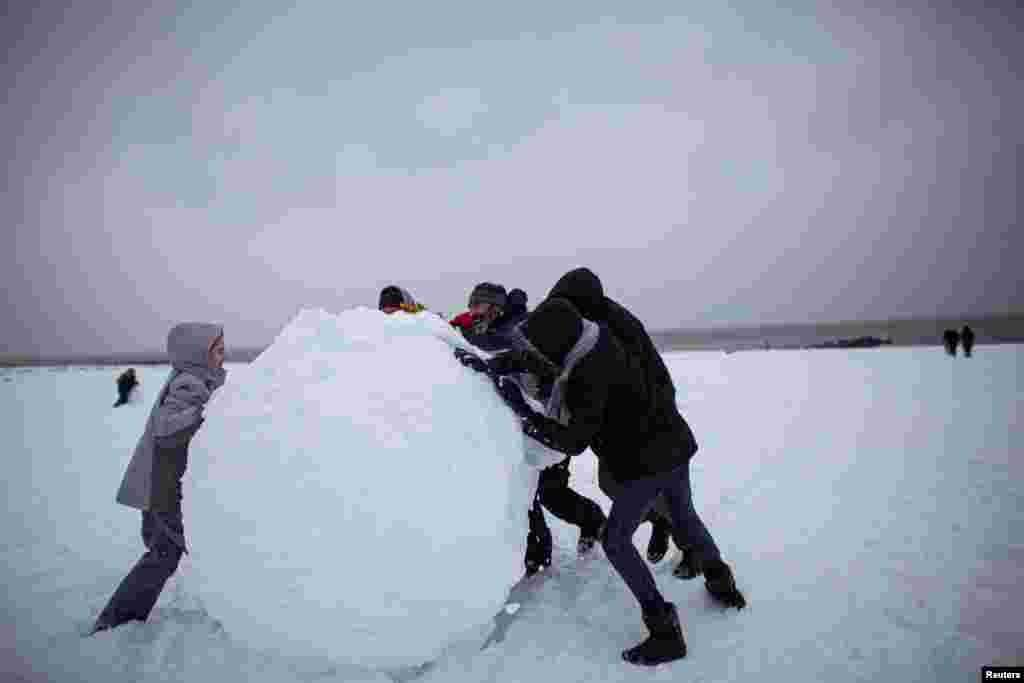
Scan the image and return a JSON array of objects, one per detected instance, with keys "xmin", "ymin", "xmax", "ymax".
[
  {"xmin": 486, "ymin": 298, "xmax": 745, "ymax": 666},
  {"xmin": 91, "ymin": 323, "xmax": 227, "ymax": 634}
]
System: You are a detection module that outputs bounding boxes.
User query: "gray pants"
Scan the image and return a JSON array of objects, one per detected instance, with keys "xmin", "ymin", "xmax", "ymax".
[
  {"xmin": 99, "ymin": 511, "xmax": 184, "ymax": 626},
  {"xmin": 601, "ymin": 462, "xmax": 721, "ymax": 613}
]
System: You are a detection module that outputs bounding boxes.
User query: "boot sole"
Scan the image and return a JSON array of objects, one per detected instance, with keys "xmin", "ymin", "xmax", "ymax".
[{"xmin": 622, "ymin": 648, "xmax": 687, "ymax": 665}]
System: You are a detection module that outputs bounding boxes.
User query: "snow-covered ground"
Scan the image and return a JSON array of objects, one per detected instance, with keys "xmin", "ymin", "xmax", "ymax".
[{"xmin": 3, "ymin": 318, "xmax": 1021, "ymax": 682}]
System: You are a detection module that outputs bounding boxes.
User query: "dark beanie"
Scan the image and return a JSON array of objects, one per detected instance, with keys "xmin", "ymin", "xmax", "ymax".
[
  {"xmin": 469, "ymin": 282, "xmax": 507, "ymax": 308},
  {"xmin": 379, "ymin": 285, "xmax": 404, "ymax": 309},
  {"xmin": 507, "ymin": 288, "xmax": 528, "ymax": 309},
  {"xmin": 522, "ymin": 297, "xmax": 584, "ymax": 366}
]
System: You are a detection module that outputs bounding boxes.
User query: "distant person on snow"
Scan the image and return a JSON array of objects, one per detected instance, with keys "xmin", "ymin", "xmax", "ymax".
[
  {"xmin": 455, "ymin": 286, "xmax": 607, "ymax": 576},
  {"xmin": 943, "ymin": 328, "xmax": 960, "ymax": 357},
  {"xmin": 91, "ymin": 323, "xmax": 227, "ymax": 635},
  {"xmin": 960, "ymin": 325, "xmax": 975, "ymax": 357},
  {"xmin": 379, "ymin": 285, "xmax": 427, "ymax": 315},
  {"xmin": 113, "ymin": 368, "xmax": 139, "ymax": 407},
  {"xmin": 547, "ymin": 267, "xmax": 699, "ymax": 578},
  {"xmin": 472, "ymin": 297, "xmax": 746, "ymax": 666}
]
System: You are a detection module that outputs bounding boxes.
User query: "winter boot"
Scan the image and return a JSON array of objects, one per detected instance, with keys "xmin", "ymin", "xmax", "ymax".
[
  {"xmin": 622, "ymin": 601, "xmax": 687, "ymax": 666},
  {"xmin": 646, "ymin": 519, "xmax": 670, "ymax": 564},
  {"xmin": 703, "ymin": 560, "xmax": 747, "ymax": 609},
  {"xmin": 524, "ymin": 555, "xmax": 551, "ymax": 577},
  {"xmin": 524, "ymin": 533, "xmax": 552, "ymax": 577},
  {"xmin": 577, "ymin": 519, "xmax": 607, "ymax": 556},
  {"xmin": 672, "ymin": 546, "xmax": 701, "ymax": 580}
]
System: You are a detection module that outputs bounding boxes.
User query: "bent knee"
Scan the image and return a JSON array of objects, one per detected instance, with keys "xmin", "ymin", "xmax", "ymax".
[{"xmin": 151, "ymin": 543, "xmax": 183, "ymax": 572}]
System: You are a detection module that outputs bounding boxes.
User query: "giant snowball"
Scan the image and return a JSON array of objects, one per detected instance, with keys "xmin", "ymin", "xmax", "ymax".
[{"xmin": 185, "ymin": 308, "xmax": 548, "ymax": 667}]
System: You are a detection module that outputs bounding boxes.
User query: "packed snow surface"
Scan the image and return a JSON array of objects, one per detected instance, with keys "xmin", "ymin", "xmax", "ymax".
[{"xmin": 2, "ymin": 318, "xmax": 1021, "ymax": 682}]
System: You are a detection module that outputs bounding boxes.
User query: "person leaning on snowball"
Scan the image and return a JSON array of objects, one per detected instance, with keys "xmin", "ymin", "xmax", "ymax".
[
  {"xmin": 449, "ymin": 282, "xmax": 506, "ymax": 335},
  {"xmin": 91, "ymin": 323, "xmax": 227, "ymax": 635},
  {"xmin": 459, "ymin": 298, "xmax": 745, "ymax": 666},
  {"xmin": 455, "ymin": 285, "xmax": 607, "ymax": 576},
  {"xmin": 379, "ymin": 285, "xmax": 428, "ymax": 315}
]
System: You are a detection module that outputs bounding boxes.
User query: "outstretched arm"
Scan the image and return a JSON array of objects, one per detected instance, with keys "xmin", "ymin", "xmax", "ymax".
[{"xmin": 500, "ymin": 369, "xmax": 607, "ymax": 456}]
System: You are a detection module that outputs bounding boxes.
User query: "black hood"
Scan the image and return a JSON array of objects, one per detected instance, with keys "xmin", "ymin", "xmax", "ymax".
[
  {"xmin": 521, "ymin": 297, "xmax": 584, "ymax": 367},
  {"xmin": 548, "ymin": 267, "xmax": 607, "ymax": 321}
]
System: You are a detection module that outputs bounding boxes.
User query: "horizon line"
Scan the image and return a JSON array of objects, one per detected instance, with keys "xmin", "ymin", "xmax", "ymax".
[{"xmin": 2, "ymin": 310, "xmax": 1021, "ymax": 365}]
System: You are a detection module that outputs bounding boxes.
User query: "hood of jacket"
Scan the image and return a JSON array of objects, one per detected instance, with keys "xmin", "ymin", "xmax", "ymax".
[
  {"xmin": 167, "ymin": 322, "xmax": 226, "ymax": 389},
  {"xmin": 548, "ymin": 268, "xmax": 607, "ymax": 321}
]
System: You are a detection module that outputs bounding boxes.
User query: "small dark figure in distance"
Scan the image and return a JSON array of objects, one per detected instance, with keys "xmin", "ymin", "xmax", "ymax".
[
  {"xmin": 961, "ymin": 325, "xmax": 975, "ymax": 357},
  {"xmin": 942, "ymin": 329, "xmax": 960, "ymax": 357},
  {"xmin": 114, "ymin": 368, "xmax": 139, "ymax": 407}
]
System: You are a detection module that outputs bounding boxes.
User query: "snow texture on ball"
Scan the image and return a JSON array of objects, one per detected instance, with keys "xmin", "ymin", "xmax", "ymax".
[{"xmin": 185, "ymin": 307, "xmax": 539, "ymax": 667}]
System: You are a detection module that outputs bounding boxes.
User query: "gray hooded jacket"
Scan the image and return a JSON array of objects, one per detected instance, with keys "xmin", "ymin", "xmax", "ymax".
[{"xmin": 116, "ymin": 323, "xmax": 226, "ymax": 513}]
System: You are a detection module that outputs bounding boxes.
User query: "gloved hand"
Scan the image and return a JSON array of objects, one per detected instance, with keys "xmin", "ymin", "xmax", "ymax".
[
  {"xmin": 496, "ymin": 376, "xmax": 533, "ymax": 418},
  {"xmin": 486, "ymin": 350, "xmax": 528, "ymax": 376},
  {"xmin": 454, "ymin": 348, "xmax": 492, "ymax": 375},
  {"xmin": 488, "ymin": 349, "xmax": 559, "ymax": 380}
]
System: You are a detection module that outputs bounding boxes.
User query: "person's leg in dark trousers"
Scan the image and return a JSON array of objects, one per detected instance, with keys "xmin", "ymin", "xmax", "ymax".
[
  {"xmin": 524, "ymin": 493, "xmax": 553, "ymax": 575},
  {"xmin": 94, "ymin": 511, "xmax": 184, "ymax": 630},
  {"xmin": 602, "ymin": 468, "xmax": 688, "ymax": 665},
  {"xmin": 660, "ymin": 463, "xmax": 745, "ymax": 607},
  {"xmin": 602, "ymin": 472, "xmax": 672, "ymax": 613},
  {"xmin": 599, "ymin": 460, "xmax": 686, "ymax": 565},
  {"xmin": 537, "ymin": 458, "xmax": 607, "ymax": 545},
  {"xmin": 658, "ymin": 463, "xmax": 721, "ymax": 568}
]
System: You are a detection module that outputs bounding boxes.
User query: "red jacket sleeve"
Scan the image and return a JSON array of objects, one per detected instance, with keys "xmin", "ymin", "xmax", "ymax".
[{"xmin": 450, "ymin": 311, "xmax": 475, "ymax": 331}]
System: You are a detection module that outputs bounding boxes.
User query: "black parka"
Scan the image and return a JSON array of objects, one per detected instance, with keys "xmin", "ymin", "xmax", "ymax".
[
  {"xmin": 546, "ymin": 268, "xmax": 698, "ymax": 462},
  {"xmin": 521, "ymin": 320, "xmax": 694, "ymax": 482}
]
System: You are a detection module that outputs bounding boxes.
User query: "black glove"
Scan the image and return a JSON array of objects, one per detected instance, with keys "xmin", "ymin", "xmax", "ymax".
[
  {"xmin": 496, "ymin": 376, "xmax": 533, "ymax": 418},
  {"xmin": 488, "ymin": 349, "xmax": 559, "ymax": 381},
  {"xmin": 485, "ymin": 351, "xmax": 520, "ymax": 376},
  {"xmin": 454, "ymin": 348, "xmax": 492, "ymax": 375}
]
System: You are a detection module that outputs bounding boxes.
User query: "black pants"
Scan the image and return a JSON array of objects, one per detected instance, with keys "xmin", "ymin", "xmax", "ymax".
[
  {"xmin": 602, "ymin": 462, "xmax": 721, "ymax": 613},
  {"xmin": 537, "ymin": 457, "xmax": 606, "ymax": 535},
  {"xmin": 99, "ymin": 511, "xmax": 184, "ymax": 626},
  {"xmin": 527, "ymin": 457, "xmax": 607, "ymax": 559}
]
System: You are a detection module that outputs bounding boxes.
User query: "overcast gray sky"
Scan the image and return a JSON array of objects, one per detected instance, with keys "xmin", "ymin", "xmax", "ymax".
[{"xmin": 4, "ymin": 1, "xmax": 1021, "ymax": 356}]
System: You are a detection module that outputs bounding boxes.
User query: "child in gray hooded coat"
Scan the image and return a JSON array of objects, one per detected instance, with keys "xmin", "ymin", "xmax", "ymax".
[{"xmin": 92, "ymin": 322, "xmax": 226, "ymax": 634}]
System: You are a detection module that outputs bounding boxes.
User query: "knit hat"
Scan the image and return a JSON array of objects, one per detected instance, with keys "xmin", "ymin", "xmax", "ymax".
[
  {"xmin": 507, "ymin": 288, "xmax": 528, "ymax": 309},
  {"xmin": 521, "ymin": 297, "xmax": 584, "ymax": 366},
  {"xmin": 468, "ymin": 282, "xmax": 507, "ymax": 308},
  {"xmin": 379, "ymin": 285, "xmax": 404, "ymax": 310}
]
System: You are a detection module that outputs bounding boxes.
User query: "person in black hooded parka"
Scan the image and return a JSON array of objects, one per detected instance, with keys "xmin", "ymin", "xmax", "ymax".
[
  {"xmin": 478, "ymin": 295, "xmax": 745, "ymax": 666},
  {"xmin": 548, "ymin": 268, "xmax": 698, "ymax": 574}
]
